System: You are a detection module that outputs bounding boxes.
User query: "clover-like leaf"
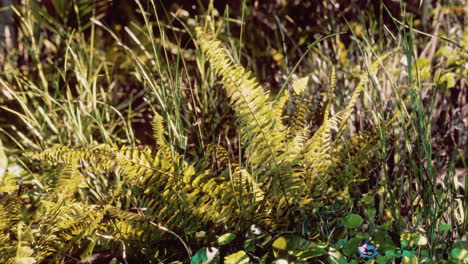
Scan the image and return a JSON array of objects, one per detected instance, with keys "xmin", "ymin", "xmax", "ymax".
[{"xmin": 341, "ymin": 214, "xmax": 364, "ymax": 229}]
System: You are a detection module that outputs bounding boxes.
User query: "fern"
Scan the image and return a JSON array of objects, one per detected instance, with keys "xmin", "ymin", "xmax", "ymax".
[
  {"xmin": 195, "ymin": 27, "xmax": 390, "ymax": 227},
  {"xmin": 0, "ymin": 27, "xmax": 393, "ymax": 262},
  {"xmin": 196, "ymin": 27, "xmax": 304, "ymax": 223}
]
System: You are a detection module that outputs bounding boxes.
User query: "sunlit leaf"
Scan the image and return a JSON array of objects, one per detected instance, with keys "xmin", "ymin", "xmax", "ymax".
[
  {"xmin": 224, "ymin": 251, "xmax": 249, "ymax": 264},
  {"xmin": 328, "ymin": 246, "xmax": 348, "ymax": 264},
  {"xmin": 217, "ymin": 233, "xmax": 237, "ymax": 246},
  {"xmin": 437, "ymin": 73, "xmax": 456, "ymax": 90},
  {"xmin": 451, "ymin": 248, "xmax": 468, "ymax": 261},
  {"xmin": 292, "ymin": 76, "xmax": 309, "ymax": 94},
  {"xmin": 412, "ymin": 234, "xmax": 427, "ymax": 246},
  {"xmin": 0, "ymin": 139, "xmax": 7, "ymax": 176},
  {"xmin": 272, "ymin": 236, "xmax": 288, "ymax": 251},
  {"xmin": 412, "ymin": 58, "xmax": 431, "ymax": 81},
  {"xmin": 291, "ymin": 241, "xmax": 328, "ymax": 260}
]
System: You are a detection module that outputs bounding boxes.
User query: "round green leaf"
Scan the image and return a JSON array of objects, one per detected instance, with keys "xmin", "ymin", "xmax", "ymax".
[
  {"xmin": 341, "ymin": 214, "xmax": 364, "ymax": 229},
  {"xmin": 365, "ymin": 208, "xmax": 376, "ymax": 218},
  {"xmin": 217, "ymin": 233, "xmax": 237, "ymax": 246},
  {"xmin": 451, "ymin": 248, "xmax": 467, "ymax": 260},
  {"xmin": 438, "ymin": 224, "xmax": 452, "ymax": 232}
]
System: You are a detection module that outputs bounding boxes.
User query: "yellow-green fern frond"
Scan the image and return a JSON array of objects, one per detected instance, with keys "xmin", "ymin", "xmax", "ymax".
[
  {"xmin": 206, "ymin": 144, "xmax": 264, "ymax": 204},
  {"xmin": 302, "ymin": 54, "xmax": 388, "ymax": 196},
  {"xmin": 152, "ymin": 112, "xmax": 167, "ymax": 149},
  {"xmin": 31, "ymin": 144, "xmax": 249, "ymax": 235},
  {"xmin": 195, "ymin": 27, "xmax": 287, "ymax": 181},
  {"xmin": 34, "ymin": 201, "xmax": 105, "ymax": 263},
  {"xmin": 196, "ymin": 28, "xmax": 305, "ymax": 222},
  {"xmin": 0, "ymin": 171, "xmax": 17, "ymax": 194},
  {"xmin": 271, "ymin": 91, "xmax": 289, "ymax": 125},
  {"xmin": 329, "ymin": 131, "xmax": 380, "ymax": 186},
  {"xmin": 288, "ymin": 100, "xmax": 312, "ymax": 137},
  {"xmin": 206, "ymin": 143, "xmax": 239, "ymax": 173},
  {"xmin": 0, "ymin": 194, "xmax": 21, "ymax": 233},
  {"xmin": 323, "ymin": 67, "xmax": 336, "ymax": 122},
  {"xmin": 53, "ymin": 162, "xmax": 84, "ymax": 200},
  {"xmin": 11, "ymin": 246, "xmax": 35, "ymax": 264},
  {"xmin": 337, "ymin": 53, "xmax": 390, "ymax": 133}
]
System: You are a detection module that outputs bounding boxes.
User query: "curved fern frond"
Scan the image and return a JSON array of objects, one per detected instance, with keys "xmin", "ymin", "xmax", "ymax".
[
  {"xmin": 195, "ymin": 27, "xmax": 303, "ymax": 219},
  {"xmin": 323, "ymin": 67, "xmax": 336, "ymax": 122},
  {"xmin": 152, "ymin": 112, "xmax": 167, "ymax": 149},
  {"xmin": 29, "ymin": 144, "xmax": 249, "ymax": 236},
  {"xmin": 302, "ymin": 54, "xmax": 388, "ymax": 195},
  {"xmin": 195, "ymin": 27, "xmax": 287, "ymax": 180},
  {"xmin": 329, "ymin": 131, "xmax": 380, "ymax": 186},
  {"xmin": 0, "ymin": 171, "xmax": 18, "ymax": 193},
  {"xmin": 288, "ymin": 100, "xmax": 312, "ymax": 138},
  {"xmin": 337, "ymin": 53, "xmax": 390, "ymax": 133},
  {"xmin": 206, "ymin": 144, "xmax": 265, "ymax": 204}
]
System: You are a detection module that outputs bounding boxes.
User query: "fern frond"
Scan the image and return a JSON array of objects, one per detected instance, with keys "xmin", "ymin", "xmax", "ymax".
[
  {"xmin": 31, "ymin": 143, "xmax": 250, "ymax": 239},
  {"xmin": 0, "ymin": 183, "xmax": 21, "ymax": 262},
  {"xmin": 33, "ymin": 201, "xmax": 105, "ymax": 262},
  {"xmin": 196, "ymin": 28, "xmax": 307, "ymax": 222},
  {"xmin": 337, "ymin": 53, "xmax": 390, "ymax": 133},
  {"xmin": 329, "ymin": 130, "xmax": 380, "ymax": 186},
  {"xmin": 12, "ymin": 246, "xmax": 35, "ymax": 264},
  {"xmin": 206, "ymin": 144, "xmax": 265, "ymax": 204},
  {"xmin": 302, "ymin": 54, "xmax": 388, "ymax": 196},
  {"xmin": 288, "ymin": 100, "xmax": 312, "ymax": 137},
  {"xmin": 0, "ymin": 171, "xmax": 18, "ymax": 193},
  {"xmin": 323, "ymin": 67, "xmax": 336, "ymax": 122},
  {"xmin": 195, "ymin": 27, "xmax": 287, "ymax": 181},
  {"xmin": 152, "ymin": 112, "xmax": 167, "ymax": 149}
]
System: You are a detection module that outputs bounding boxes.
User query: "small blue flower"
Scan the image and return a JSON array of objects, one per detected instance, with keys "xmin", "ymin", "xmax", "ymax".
[{"xmin": 358, "ymin": 243, "xmax": 379, "ymax": 258}]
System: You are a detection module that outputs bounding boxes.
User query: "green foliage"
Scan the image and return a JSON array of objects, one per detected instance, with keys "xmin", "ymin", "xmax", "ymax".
[
  {"xmin": 224, "ymin": 251, "xmax": 249, "ymax": 264},
  {"xmin": 195, "ymin": 26, "xmax": 389, "ymax": 228},
  {"xmin": 29, "ymin": 0, "xmax": 111, "ymax": 33},
  {"xmin": 0, "ymin": 24, "xmax": 390, "ymax": 262},
  {"xmin": 217, "ymin": 233, "xmax": 237, "ymax": 246},
  {"xmin": 1, "ymin": 1, "xmax": 466, "ymax": 263},
  {"xmin": 191, "ymin": 247, "xmax": 220, "ymax": 264},
  {"xmin": 341, "ymin": 214, "xmax": 364, "ymax": 229}
]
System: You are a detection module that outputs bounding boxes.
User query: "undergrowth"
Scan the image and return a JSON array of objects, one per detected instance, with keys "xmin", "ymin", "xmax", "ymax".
[{"xmin": 0, "ymin": 0, "xmax": 466, "ymax": 263}]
